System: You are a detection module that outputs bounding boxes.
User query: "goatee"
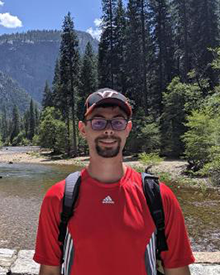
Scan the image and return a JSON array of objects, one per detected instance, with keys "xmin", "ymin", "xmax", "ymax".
[{"xmin": 95, "ymin": 136, "xmax": 121, "ymax": 158}]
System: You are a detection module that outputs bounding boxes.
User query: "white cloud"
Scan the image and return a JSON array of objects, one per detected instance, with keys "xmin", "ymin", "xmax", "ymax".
[
  {"xmin": 0, "ymin": 12, "xmax": 22, "ymax": 28},
  {"xmin": 94, "ymin": 18, "xmax": 102, "ymax": 28},
  {"xmin": 86, "ymin": 18, "xmax": 102, "ymax": 41},
  {"xmin": 0, "ymin": 1, "xmax": 4, "ymax": 7}
]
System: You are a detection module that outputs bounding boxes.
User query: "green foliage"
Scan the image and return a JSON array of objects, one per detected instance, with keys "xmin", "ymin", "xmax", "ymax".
[
  {"xmin": 161, "ymin": 77, "xmax": 204, "ymax": 157},
  {"xmin": 126, "ymin": 108, "xmax": 161, "ymax": 153},
  {"xmin": 138, "ymin": 152, "xmax": 164, "ymax": 167},
  {"xmin": 183, "ymin": 110, "xmax": 212, "ymax": 170},
  {"xmin": 183, "ymin": 90, "xmax": 220, "ymax": 179},
  {"xmin": 39, "ymin": 107, "xmax": 67, "ymax": 154}
]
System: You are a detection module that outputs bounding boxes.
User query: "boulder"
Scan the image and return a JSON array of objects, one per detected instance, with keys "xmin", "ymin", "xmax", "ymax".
[{"xmin": 10, "ymin": 250, "xmax": 39, "ymax": 275}]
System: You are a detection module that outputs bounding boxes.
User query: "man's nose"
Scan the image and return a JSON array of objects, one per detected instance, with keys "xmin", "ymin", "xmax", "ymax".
[{"xmin": 103, "ymin": 121, "xmax": 114, "ymax": 135}]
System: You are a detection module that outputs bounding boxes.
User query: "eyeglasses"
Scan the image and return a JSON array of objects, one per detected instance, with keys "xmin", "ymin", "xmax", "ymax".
[{"xmin": 85, "ymin": 118, "xmax": 129, "ymax": 131}]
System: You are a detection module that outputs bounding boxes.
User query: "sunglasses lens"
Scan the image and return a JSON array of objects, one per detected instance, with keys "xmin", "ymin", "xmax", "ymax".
[
  {"xmin": 91, "ymin": 119, "xmax": 107, "ymax": 130},
  {"xmin": 112, "ymin": 119, "xmax": 127, "ymax": 130}
]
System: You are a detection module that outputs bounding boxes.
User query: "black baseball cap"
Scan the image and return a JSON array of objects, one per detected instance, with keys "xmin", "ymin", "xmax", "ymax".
[{"xmin": 84, "ymin": 88, "xmax": 132, "ymax": 118}]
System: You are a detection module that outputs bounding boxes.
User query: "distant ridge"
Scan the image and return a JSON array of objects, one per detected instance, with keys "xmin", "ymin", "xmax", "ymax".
[
  {"xmin": 0, "ymin": 70, "xmax": 33, "ymax": 116},
  {"xmin": 0, "ymin": 30, "xmax": 99, "ymax": 103}
]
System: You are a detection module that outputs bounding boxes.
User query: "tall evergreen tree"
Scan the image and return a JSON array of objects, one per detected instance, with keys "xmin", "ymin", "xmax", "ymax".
[
  {"xmin": 125, "ymin": 0, "xmax": 152, "ymax": 114},
  {"xmin": 148, "ymin": 0, "xmax": 176, "ymax": 114},
  {"xmin": 78, "ymin": 42, "xmax": 98, "ymax": 120},
  {"xmin": 10, "ymin": 105, "xmax": 20, "ymax": 144},
  {"xmin": 113, "ymin": 0, "xmax": 127, "ymax": 93},
  {"xmin": 29, "ymin": 99, "xmax": 35, "ymax": 141},
  {"xmin": 42, "ymin": 81, "xmax": 53, "ymax": 109},
  {"xmin": 98, "ymin": 0, "xmax": 117, "ymax": 88},
  {"xmin": 59, "ymin": 12, "xmax": 80, "ymax": 156},
  {"xmin": 1, "ymin": 106, "xmax": 8, "ymax": 143},
  {"xmin": 188, "ymin": 0, "xmax": 219, "ymax": 89}
]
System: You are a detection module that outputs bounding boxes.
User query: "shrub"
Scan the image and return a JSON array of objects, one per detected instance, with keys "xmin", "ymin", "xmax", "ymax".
[{"xmin": 138, "ymin": 152, "xmax": 164, "ymax": 167}]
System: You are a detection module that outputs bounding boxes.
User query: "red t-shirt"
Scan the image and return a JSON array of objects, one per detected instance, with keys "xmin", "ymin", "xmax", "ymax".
[{"xmin": 34, "ymin": 167, "xmax": 195, "ymax": 274}]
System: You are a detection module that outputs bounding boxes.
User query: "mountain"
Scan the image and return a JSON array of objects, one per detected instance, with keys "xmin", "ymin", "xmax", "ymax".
[
  {"xmin": 0, "ymin": 70, "xmax": 33, "ymax": 116},
  {"xmin": 0, "ymin": 30, "xmax": 99, "ymax": 103}
]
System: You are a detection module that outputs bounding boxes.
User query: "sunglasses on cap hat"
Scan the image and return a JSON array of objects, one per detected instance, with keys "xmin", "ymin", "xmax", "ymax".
[{"xmin": 84, "ymin": 88, "xmax": 132, "ymax": 118}]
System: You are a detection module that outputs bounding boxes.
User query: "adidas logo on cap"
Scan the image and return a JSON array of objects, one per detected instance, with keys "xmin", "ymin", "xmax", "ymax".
[{"xmin": 102, "ymin": 196, "xmax": 115, "ymax": 204}]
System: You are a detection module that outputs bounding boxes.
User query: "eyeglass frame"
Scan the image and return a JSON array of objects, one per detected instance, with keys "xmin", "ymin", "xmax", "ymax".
[{"xmin": 84, "ymin": 117, "xmax": 130, "ymax": 131}]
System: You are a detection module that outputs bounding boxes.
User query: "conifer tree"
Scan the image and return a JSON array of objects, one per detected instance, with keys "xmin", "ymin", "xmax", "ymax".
[
  {"xmin": 113, "ymin": 0, "xmax": 127, "ymax": 93},
  {"xmin": 59, "ymin": 12, "xmax": 80, "ymax": 156},
  {"xmin": 125, "ymin": 0, "xmax": 152, "ymax": 114},
  {"xmin": 98, "ymin": 0, "xmax": 117, "ymax": 88},
  {"xmin": 10, "ymin": 105, "xmax": 20, "ymax": 144},
  {"xmin": 42, "ymin": 81, "xmax": 53, "ymax": 109},
  {"xmin": 78, "ymin": 42, "xmax": 97, "ymax": 120},
  {"xmin": 188, "ymin": 0, "xmax": 219, "ymax": 89},
  {"xmin": 1, "ymin": 106, "xmax": 8, "ymax": 143},
  {"xmin": 29, "ymin": 99, "xmax": 35, "ymax": 141},
  {"xmin": 148, "ymin": 0, "xmax": 176, "ymax": 114}
]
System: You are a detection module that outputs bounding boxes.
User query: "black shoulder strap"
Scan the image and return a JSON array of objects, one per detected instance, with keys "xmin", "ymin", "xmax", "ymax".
[
  {"xmin": 141, "ymin": 172, "xmax": 168, "ymax": 254},
  {"xmin": 58, "ymin": 171, "xmax": 81, "ymax": 246}
]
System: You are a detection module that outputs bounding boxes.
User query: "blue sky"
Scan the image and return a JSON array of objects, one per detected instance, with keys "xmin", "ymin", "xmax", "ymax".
[{"xmin": 0, "ymin": 0, "xmax": 102, "ymax": 39}]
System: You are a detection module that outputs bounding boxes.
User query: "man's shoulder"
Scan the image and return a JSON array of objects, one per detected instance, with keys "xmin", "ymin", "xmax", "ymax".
[{"xmin": 44, "ymin": 179, "xmax": 66, "ymax": 201}]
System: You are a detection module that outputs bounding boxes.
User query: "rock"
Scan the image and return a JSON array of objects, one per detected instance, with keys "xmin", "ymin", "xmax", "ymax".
[
  {"xmin": 194, "ymin": 252, "xmax": 220, "ymax": 263},
  {"xmin": 8, "ymin": 161, "xmax": 13, "ymax": 164},
  {"xmin": 0, "ymin": 248, "xmax": 17, "ymax": 268},
  {"xmin": 0, "ymin": 266, "xmax": 8, "ymax": 275},
  {"xmin": 190, "ymin": 264, "xmax": 220, "ymax": 275},
  {"xmin": 10, "ymin": 250, "xmax": 39, "ymax": 275}
]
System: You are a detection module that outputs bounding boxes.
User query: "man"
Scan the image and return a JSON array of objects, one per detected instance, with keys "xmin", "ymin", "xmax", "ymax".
[{"xmin": 34, "ymin": 88, "xmax": 195, "ymax": 275}]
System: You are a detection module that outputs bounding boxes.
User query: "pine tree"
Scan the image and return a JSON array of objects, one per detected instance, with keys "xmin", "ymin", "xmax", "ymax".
[
  {"xmin": 188, "ymin": 0, "xmax": 219, "ymax": 89},
  {"xmin": 98, "ymin": 0, "xmax": 117, "ymax": 88},
  {"xmin": 78, "ymin": 42, "xmax": 98, "ymax": 120},
  {"xmin": 42, "ymin": 81, "xmax": 53, "ymax": 109},
  {"xmin": 10, "ymin": 105, "xmax": 20, "ymax": 144},
  {"xmin": 1, "ymin": 106, "xmax": 8, "ymax": 143},
  {"xmin": 113, "ymin": 0, "xmax": 127, "ymax": 93},
  {"xmin": 29, "ymin": 99, "xmax": 35, "ymax": 141},
  {"xmin": 148, "ymin": 0, "xmax": 176, "ymax": 114},
  {"xmin": 59, "ymin": 12, "xmax": 80, "ymax": 156},
  {"xmin": 125, "ymin": 0, "xmax": 152, "ymax": 114}
]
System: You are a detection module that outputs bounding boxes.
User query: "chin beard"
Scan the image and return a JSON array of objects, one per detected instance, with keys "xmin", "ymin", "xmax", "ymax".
[{"xmin": 95, "ymin": 137, "xmax": 121, "ymax": 158}]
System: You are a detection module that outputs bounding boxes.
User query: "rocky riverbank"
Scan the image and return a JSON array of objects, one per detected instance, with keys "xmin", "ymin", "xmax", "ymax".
[
  {"xmin": 0, "ymin": 146, "xmax": 190, "ymax": 178},
  {"xmin": 0, "ymin": 249, "xmax": 220, "ymax": 275}
]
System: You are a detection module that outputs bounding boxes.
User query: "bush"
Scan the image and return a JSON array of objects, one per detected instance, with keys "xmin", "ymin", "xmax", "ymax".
[{"xmin": 138, "ymin": 152, "xmax": 164, "ymax": 167}]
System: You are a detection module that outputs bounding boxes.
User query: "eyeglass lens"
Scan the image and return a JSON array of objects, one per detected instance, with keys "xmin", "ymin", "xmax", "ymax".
[{"xmin": 91, "ymin": 118, "xmax": 127, "ymax": 131}]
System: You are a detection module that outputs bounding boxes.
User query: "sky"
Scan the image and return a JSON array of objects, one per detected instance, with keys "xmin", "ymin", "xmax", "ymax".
[{"xmin": 0, "ymin": 0, "xmax": 103, "ymax": 40}]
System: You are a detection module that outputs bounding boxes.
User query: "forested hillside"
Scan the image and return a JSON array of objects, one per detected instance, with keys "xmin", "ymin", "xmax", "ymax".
[
  {"xmin": 0, "ymin": 71, "xmax": 32, "ymax": 115},
  {"xmin": 0, "ymin": 30, "xmax": 99, "ymax": 102}
]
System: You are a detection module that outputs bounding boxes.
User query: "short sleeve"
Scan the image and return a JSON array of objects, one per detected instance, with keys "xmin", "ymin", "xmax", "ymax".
[
  {"xmin": 160, "ymin": 183, "xmax": 195, "ymax": 268},
  {"xmin": 33, "ymin": 181, "xmax": 65, "ymax": 266}
]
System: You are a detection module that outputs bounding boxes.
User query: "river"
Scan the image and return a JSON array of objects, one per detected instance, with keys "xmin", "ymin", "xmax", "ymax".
[{"xmin": 0, "ymin": 147, "xmax": 220, "ymax": 251}]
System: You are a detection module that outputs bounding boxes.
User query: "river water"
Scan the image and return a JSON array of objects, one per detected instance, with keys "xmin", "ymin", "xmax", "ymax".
[{"xmin": 0, "ymin": 148, "xmax": 220, "ymax": 251}]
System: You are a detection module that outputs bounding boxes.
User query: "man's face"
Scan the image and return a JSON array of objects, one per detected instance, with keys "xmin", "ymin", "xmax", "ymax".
[{"xmin": 79, "ymin": 106, "xmax": 132, "ymax": 159}]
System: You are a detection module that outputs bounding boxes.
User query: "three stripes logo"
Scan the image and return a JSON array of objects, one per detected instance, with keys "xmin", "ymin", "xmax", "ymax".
[{"xmin": 102, "ymin": 196, "xmax": 115, "ymax": 204}]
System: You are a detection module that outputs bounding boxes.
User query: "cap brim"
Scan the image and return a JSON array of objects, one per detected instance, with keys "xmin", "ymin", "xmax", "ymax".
[{"xmin": 84, "ymin": 98, "xmax": 132, "ymax": 118}]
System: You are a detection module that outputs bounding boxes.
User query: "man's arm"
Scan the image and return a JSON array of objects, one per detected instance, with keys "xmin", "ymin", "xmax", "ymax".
[
  {"xmin": 39, "ymin": 265, "xmax": 61, "ymax": 275},
  {"xmin": 164, "ymin": 266, "xmax": 191, "ymax": 275}
]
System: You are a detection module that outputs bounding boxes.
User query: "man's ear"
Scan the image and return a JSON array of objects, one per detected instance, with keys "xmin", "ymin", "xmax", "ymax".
[
  {"xmin": 126, "ymin": 120, "xmax": 132, "ymax": 136},
  {"xmin": 78, "ymin": 121, "xmax": 86, "ymax": 137}
]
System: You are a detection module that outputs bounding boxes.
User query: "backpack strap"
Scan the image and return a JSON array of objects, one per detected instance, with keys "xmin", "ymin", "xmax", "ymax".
[
  {"xmin": 141, "ymin": 172, "xmax": 168, "ymax": 256},
  {"xmin": 58, "ymin": 171, "xmax": 81, "ymax": 257}
]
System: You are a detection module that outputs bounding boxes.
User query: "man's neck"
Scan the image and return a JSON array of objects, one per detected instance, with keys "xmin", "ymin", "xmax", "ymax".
[{"xmin": 87, "ymin": 156, "xmax": 127, "ymax": 183}]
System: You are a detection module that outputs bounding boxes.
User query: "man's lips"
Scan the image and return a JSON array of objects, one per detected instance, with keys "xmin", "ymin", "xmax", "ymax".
[{"xmin": 99, "ymin": 139, "xmax": 117, "ymax": 145}]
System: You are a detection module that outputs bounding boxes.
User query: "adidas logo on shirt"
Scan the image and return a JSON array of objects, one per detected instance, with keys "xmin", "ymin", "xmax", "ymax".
[{"xmin": 102, "ymin": 196, "xmax": 115, "ymax": 204}]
